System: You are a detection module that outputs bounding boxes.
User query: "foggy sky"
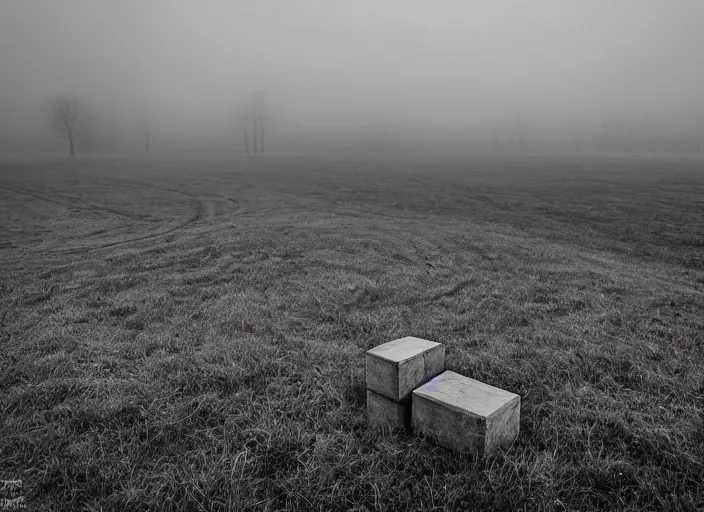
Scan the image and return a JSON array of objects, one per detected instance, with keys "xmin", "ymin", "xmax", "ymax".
[{"xmin": 1, "ymin": 0, "xmax": 703, "ymax": 154}]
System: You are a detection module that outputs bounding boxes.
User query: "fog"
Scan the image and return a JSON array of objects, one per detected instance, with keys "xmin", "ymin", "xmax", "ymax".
[{"xmin": 1, "ymin": 0, "xmax": 703, "ymax": 156}]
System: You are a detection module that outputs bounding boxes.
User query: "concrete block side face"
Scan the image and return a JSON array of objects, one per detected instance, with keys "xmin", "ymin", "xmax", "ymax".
[
  {"xmin": 367, "ymin": 390, "xmax": 409, "ymax": 431},
  {"xmin": 412, "ymin": 393, "xmax": 486, "ymax": 453},
  {"xmin": 365, "ymin": 354, "xmax": 398, "ymax": 400},
  {"xmin": 397, "ymin": 355, "xmax": 425, "ymax": 401},
  {"xmin": 423, "ymin": 344, "xmax": 446, "ymax": 380},
  {"xmin": 485, "ymin": 397, "xmax": 520, "ymax": 456}
]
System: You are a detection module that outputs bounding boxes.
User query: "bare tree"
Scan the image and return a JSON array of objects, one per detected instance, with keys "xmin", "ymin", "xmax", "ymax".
[
  {"xmin": 251, "ymin": 110, "xmax": 259, "ymax": 154},
  {"xmin": 248, "ymin": 91, "xmax": 266, "ymax": 154},
  {"xmin": 257, "ymin": 96, "xmax": 265, "ymax": 154},
  {"xmin": 143, "ymin": 112, "xmax": 150, "ymax": 154},
  {"xmin": 513, "ymin": 111, "xmax": 525, "ymax": 150},
  {"xmin": 235, "ymin": 92, "xmax": 266, "ymax": 155},
  {"xmin": 45, "ymin": 94, "xmax": 88, "ymax": 157}
]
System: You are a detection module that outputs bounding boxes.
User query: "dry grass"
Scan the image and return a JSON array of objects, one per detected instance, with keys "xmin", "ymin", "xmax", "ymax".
[{"xmin": 1, "ymin": 154, "xmax": 703, "ymax": 511}]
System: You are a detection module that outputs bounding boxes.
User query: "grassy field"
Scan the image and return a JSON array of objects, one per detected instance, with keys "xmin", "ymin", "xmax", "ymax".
[{"xmin": 1, "ymin": 154, "xmax": 703, "ymax": 511}]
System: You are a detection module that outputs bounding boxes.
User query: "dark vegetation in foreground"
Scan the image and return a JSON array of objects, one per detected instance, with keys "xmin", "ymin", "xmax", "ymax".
[{"xmin": 1, "ymin": 154, "xmax": 703, "ymax": 511}]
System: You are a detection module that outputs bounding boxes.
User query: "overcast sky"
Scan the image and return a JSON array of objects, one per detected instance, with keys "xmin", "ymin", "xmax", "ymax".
[{"xmin": 1, "ymin": 0, "xmax": 703, "ymax": 142}]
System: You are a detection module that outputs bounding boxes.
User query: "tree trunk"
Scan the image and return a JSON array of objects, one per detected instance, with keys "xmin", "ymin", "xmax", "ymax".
[
  {"xmin": 69, "ymin": 134, "xmax": 74, "ymax": 157},
  {"xmin": 145, "ymin": 131, "xmax": 150, "ymax": 154},
  {"xmin": 244, "ymin": 129, "xmax": 250, "ymax": 154},
  {"xmin": 252, "ymin": 121, "xmax": 259, "ymax": 155},
  {"xmin": 260, "ymin": 122, "xmax": 264, "ymax": 154}
]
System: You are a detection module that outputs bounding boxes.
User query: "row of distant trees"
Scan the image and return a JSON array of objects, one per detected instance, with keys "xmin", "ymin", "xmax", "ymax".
[
  {"xmin": 45, "ymin": 92, "xmax": 702, "ymax": 157},
  {"xmin": 44, "ymin": 91, "xmax": 268, "ymax": 157}
]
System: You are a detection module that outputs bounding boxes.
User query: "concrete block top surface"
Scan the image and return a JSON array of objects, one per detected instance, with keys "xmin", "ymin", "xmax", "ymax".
[
  {"xmin": 413, "ymin": 371, "xmax": 519, "ymax": 419},
  {"xmin": 366, "ymin": 336, "xmax": 441, "ymax": 363}
]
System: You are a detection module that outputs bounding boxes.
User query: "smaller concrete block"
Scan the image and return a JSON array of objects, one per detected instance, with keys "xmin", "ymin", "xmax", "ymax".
[
  {"xmin": 365, "ymin": 337, "xmax": 445, "ymax": 402},
  {"xmin": 412, "ymin": 371, "xmax": 520, "ymax": 457},
  {"xmin": 367, "ymin": 390, "xmax": 410, "ymax": 431}
]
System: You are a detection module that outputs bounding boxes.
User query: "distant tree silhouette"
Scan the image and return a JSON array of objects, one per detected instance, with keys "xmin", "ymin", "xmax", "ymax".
[
  {"xmin": 247, "ymin": 91, "xmax": 266, "ymax": 154},
  {"xmin": 143, "ymin": 112, "xmax": 150, "ymax": 154},
  {"xmin": 45, "ymin": 94, "xmax": 89, "ymax": 157}
]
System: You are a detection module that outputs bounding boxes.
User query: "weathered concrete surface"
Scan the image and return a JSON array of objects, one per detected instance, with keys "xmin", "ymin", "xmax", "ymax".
[
  {"xmin": 412, "ymin": 371, "xmax": 520, "ymax": 456},
  {"xmin": 365, "ymin": 337, "xmax": 445, "ymax": 402},
  {"xmin": 366, "ymin": 390, "xmax": 410, "ymax": 431}
]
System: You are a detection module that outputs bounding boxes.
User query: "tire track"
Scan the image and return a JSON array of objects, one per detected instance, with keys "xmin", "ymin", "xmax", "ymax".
[
  {"xmin": 95, "ymin": 179, "xmax": 250, "ymax": 219},
  {"xmin": 57, "ymin": 198, "xmax": 206, "ymax": 255},
  {"xmin": 1, "ymin": 178, "xmax": 250, "ymax": 259},
  {"xmin": 58, "ymin": 193, "xmax": 247, "ymax": 254},
  {"xmin": 0, "ymin": 184, "xmax": 158, "ymax": 222}
]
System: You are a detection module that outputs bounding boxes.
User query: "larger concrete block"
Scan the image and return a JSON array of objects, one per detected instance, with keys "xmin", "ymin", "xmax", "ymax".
[
  {"xmin": 365, "ymin": 337, "xmax": 445, "ymax": 402},
  {"xmin": 412, "ymin": 371, "xmax": 520, "ymax": 457}
]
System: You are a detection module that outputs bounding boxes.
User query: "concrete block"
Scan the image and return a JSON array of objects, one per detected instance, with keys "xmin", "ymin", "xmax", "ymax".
[
  {"xmin": 366, "ymin": 390, "xmax": 410, "ymax": 431},
  {"xmin": 412, "ymin": 371, "xmax": 520, "ymax": 456},
  {"xmin": 365, "ymin": 337, "xmax": 445, "ymax": 402}
]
